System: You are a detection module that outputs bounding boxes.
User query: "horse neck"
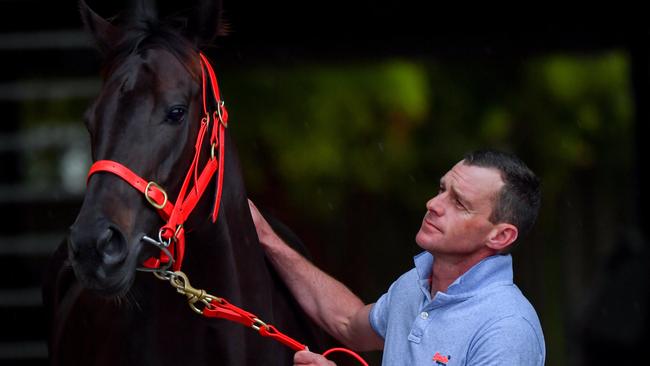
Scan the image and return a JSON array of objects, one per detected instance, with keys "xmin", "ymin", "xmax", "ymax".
[{"xmin": 182, "ymin": 129, "xmax": 268, "ymax": 297}]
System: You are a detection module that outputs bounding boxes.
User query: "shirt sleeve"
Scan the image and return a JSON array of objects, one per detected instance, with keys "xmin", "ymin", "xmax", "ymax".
[
  {"xmin": 466, "ymin": 315, "xmax": 545, "ymax": 366},
  {"xmin": 369, "ymin": 277, "xmax": 402, "ymax": 340},
  {"xmin": 368, "ymin": 293, "xmax": 388, "ymax": 339},
  {"xmin": 368, "ymin": 266, "xmax": 419, "ymax": 341}
]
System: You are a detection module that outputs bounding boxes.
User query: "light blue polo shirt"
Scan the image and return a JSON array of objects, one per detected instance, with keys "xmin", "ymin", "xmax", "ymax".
[{"xmin": 369, "ymin": 252, "xmax": 545, "ymax": 365}]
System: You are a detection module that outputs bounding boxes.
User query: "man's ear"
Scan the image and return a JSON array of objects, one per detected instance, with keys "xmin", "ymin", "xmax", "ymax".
[{"xmin": 486, "ymin": 223, "xmax": 518, "ymax": 251}]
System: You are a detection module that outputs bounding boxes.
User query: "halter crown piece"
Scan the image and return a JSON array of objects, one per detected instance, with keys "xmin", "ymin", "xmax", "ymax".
[{"xmin": 86, "ymin": 52, "xmax": 228, "ymax": 272}]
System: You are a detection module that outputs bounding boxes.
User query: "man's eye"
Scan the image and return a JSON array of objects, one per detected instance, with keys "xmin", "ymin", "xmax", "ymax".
[{"xmin": 456, "ymin": 199, "xmax": 468, "ymax": 211}]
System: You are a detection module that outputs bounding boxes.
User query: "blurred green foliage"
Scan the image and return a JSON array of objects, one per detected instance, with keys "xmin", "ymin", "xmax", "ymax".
[
  {"xmin": 225, "ymin": 61, "xmax": 430, "ymax": 217},
  {"xmin": 225, "ymin": 51, "xmax": 633, "ymax": 217}
]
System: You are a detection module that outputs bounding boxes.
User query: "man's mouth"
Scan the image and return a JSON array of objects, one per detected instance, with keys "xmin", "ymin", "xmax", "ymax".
[{"xmin": 424, "ymin": 217, "xmax": 442, "ymax": 233}]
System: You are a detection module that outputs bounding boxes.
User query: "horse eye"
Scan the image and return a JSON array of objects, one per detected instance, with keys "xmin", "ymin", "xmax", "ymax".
[{"xmin": 165, "ymin": 105, "xmax": 187, "ymax": 123}]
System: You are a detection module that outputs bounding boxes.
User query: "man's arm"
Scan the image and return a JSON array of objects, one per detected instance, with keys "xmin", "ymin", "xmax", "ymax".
[{"xmin": 248, "ymin": 200, "xmax": 384, "ymax": 351}]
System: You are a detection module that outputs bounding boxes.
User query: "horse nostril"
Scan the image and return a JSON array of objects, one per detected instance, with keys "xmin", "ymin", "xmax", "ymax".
[
  {"xmin": 98, "ymin": 228, "xmax": 113, "ymax": 248},
  {"xmin": 98, "ymin": 227, "xmax": 127, "ymax": 265}
]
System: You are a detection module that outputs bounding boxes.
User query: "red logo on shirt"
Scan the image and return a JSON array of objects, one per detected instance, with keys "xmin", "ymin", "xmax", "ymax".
[{"xmin": 432, "ymin": 352, "xmax": 451, "ymax": 365}]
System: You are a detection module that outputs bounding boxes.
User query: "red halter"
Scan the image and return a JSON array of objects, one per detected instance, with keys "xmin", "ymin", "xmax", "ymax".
[{"xmin": 86, "ymin": 52, "xmax": 227, "ymax": 272}]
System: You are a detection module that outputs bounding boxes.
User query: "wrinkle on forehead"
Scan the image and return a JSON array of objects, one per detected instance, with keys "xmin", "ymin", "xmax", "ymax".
[{"xmin": 446, "ymin": 162, "xmax": 504, "ymax": 208}]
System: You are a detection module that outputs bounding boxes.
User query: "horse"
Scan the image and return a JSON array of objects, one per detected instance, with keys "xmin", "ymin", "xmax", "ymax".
[{"xmin": 43, "ymin": 1, "xmax": 327, "ymax": 364}]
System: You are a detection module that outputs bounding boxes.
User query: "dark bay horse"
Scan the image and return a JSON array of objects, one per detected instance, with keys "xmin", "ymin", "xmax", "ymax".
[{"xmin": 43, "ymin": 1, "xmax": 325, "ymax": 364}]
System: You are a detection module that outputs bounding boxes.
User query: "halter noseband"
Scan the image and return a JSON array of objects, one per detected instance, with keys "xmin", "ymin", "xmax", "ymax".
[{"xmin": 86, "ymin": 52, "xmax": 228, "ymax": 272}]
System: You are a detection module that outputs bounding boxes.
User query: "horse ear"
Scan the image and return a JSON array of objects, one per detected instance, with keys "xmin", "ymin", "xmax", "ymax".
[
  {"xmin": 183, "ymin": 0, "xmax": 228, "ymax": 47},
  {"xmin": 129, "ymin": 0, "xmax": 158, "ymax": 25},
  {"xmin": 79, "ymin": 0, "xmax": 122, "ymax": 55}
]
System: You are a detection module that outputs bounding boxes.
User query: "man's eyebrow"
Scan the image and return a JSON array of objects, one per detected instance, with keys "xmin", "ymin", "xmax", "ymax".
[
  {"xmin": 450, "ymin": 186, "xmax": 472, "ymax": 209},
  {"xmin": 439, "ymin": 177, "xmax": 473, "ymax": 209}
]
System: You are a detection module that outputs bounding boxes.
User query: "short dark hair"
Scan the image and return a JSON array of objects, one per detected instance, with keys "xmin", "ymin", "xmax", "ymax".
[{"xmin": 463, "ymin": 149, "xmax": 541, "ymax": 237}]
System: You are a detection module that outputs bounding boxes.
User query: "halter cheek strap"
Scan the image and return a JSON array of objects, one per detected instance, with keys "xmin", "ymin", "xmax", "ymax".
[{"xmin": 86, "ymin": 52, "xmax": 227, "ymax": 271}]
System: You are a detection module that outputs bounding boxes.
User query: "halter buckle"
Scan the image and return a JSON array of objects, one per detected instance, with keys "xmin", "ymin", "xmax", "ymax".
[
  {"xmin": 145, "ymin": 181, "xmax": 168, "ymax": 210},
  {"xmin": 214, "ymin": 101, "xmax": 228, "ymax": 128}
]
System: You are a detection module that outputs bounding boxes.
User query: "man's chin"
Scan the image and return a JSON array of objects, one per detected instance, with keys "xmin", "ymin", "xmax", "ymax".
[{"xmin": 415, "ymin": 232, "xmax": 440, "ymax": 251}]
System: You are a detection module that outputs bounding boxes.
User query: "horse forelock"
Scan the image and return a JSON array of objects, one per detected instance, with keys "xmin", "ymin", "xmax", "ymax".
[{"xmin": 100, "ymin": 18, "xmax": 201, "ymax": 83}]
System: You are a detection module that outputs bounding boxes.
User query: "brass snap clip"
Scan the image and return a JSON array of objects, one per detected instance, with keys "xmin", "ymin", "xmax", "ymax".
[{"xmin": 169, "ymin": 271, "xmax": 218, "ymax": 315}]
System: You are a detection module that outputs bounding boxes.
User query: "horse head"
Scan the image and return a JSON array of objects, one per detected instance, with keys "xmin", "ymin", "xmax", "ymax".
[{"xmin": 68, "ymin": 0, "xmax": 227, "ymax": 297}]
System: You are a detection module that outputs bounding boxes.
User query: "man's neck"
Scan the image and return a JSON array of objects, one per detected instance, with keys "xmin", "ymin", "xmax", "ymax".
[{"xmin": 429, "ymin": 250, "xmax": 494, "ymax": 296}]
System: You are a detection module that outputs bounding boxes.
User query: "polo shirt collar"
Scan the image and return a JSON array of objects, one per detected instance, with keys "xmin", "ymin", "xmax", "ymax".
[{"xmin": 414, "ymin": 251, "xmax": 513, "ymax": 300}]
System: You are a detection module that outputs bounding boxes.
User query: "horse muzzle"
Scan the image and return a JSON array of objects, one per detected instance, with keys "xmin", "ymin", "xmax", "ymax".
[{"xmin": 68, "ymin": 220, "xmax": 134, "ymax": 296}]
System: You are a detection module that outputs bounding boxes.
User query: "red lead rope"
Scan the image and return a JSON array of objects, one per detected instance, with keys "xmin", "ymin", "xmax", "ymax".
[
  {"xmin": 86, "ymin": 53, "xmax": 369, "ymax": 366},
  {"xmin": 169, "ymin": 270, "xmax": 369, "ymax": 365},
  {"xmin": 187, "ymin": 279, "xmax": 370, "ymax": 365}
]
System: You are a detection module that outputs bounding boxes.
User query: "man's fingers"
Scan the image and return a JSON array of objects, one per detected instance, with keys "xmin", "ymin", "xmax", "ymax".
[
  {"xmin": 247, "ymin": 199, "xmax": 258, "ymax": 218},
  {"xmin": 294, "ymin": 350, "xmax": 335, "ymax": 366},
  {"xmin": 247, "ymin": 199, "xmax": 265, "ymax": 228}
]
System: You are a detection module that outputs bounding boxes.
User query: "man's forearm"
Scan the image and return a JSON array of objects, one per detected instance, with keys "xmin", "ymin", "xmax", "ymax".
[
  {"xmin": 263, "ymin": 232, "xmax": 366, "ymax": 346},
  {"xmin": 248, "ymin": 200, "xmax": 382, "ymax": 350}
]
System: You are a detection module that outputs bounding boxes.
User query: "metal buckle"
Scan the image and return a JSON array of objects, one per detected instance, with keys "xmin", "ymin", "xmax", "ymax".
[
  {"xmin": 145, "ymin": 181, "xmax": 168, "ymax": 209},
  {"xmin": 136, "ymin": 234, "xmax": 175, "ymax": 273},
  {"xmin": 251, "ymin": 318, "xmax": 268, "ymax": 331},
  {"xmin": 214, "ymin": 101, "xmax": 227, "ymax": 127}
]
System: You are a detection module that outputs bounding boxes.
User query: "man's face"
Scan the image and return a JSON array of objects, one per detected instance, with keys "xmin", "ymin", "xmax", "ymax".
[{"xmin": 415, "ymin": 161, "xmax": 504, "ymax": 257}]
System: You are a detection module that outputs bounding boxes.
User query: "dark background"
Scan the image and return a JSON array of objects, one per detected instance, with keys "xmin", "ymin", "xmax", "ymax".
[{"xmin": 1, "ymin": 1, "xmax": 648, "ymax": 365}]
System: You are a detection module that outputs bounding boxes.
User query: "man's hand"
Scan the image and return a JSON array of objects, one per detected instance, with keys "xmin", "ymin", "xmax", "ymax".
[
  {"xmin": 248, "ymin": 199, "xmax": 281, "ymax": 251},
  {"xmin": 294, "ymin": 350, "xmax": 336, "ymax": 366}
]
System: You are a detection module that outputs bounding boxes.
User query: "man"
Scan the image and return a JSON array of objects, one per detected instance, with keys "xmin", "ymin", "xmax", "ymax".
[{"xmin": 249, "ymin": 149, "xmax": 545, "ymax": 365}]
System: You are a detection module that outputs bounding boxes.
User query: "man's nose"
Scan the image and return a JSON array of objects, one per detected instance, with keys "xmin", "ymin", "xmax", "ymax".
[{"xmin": 426, "ymin": 195, "xmax": 444, "ymax": 216}]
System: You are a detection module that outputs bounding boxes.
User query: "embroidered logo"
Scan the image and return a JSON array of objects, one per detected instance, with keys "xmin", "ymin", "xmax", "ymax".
[{"xmin": 432, "ymin": 352, "xmax": 451, "ymax": 365}]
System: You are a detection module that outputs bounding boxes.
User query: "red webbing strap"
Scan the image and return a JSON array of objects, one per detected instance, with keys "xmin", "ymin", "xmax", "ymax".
[
  {"xmin": 142, "ymin": 257, "xmax": 162, "ymax": 268},
  {"xmin": 202, "ymin": 298, "xmax": 307, "ymax": 351},
  {"xmin": 323, "ymin": 348, "xmax": 369, "ymax": 366},
  {"xmin": 87, "ymin": 160, "xmax": 174, "ymax": 219},
  {"xmin": 212, "ymin": 123, "xmax": 226, "ymax": 222},
  {"xmin": 258, "ymin": 325, "xmax": 307, "ymax": 351},
  {"xmin": 199, "ymin": 53, "xmax": 223, "ymax": 113},
  {"xmin": 198, "ymin": 53, "xmax": 228, "ymax": 222},
  {"xmin": 201, "ymin": 298, "xmax": 368, "ymax": 365},
  {"xmin": 177, "ymin": 160, "xmax": 218, "ymax": 222},
  {"xmin": 148, "ymin": 54, "xmax": 228, "ymax": 269},
  {"xmin": 160, "ymin": 118, "xmax": 209, "ymax": 237}
]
